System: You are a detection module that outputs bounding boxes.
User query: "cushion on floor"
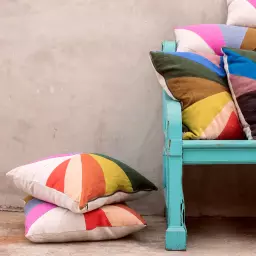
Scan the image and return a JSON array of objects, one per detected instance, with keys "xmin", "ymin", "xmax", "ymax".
[
  {"xmin": 24, "ymin": 196, "xmax": 146, "ymax": 243},
  {"xmin": 6, "ymin": 153, "xmax": 157, "ymax": 213}
]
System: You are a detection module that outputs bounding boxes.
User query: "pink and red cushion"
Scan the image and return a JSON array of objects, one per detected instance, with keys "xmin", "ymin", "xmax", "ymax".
[
  {"xmin": 24, "ymin": 196, "xmax": 146, "ymax": 243},
  {"xmin": 175, "ymin": 24, "xmax": 256, "ymax": 55}
]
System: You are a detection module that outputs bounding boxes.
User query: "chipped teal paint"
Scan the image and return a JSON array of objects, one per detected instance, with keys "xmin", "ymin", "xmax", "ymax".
[
  {"xmin": 162, "ymin": 41, "xmax": 256, "ymax": 251},
  {"xmin": 162, "ymin": 40, "xmax": 177, "ymax": 53}
]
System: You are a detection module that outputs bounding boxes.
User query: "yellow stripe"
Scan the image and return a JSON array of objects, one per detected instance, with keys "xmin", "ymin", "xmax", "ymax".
[
  {"xmin": 23, "ymin": 195, "xmax": 33, "ymax": 203},
  {"xmin": 89, "ymin": 154, "xmax": 133, "ymax": 195},
  {"xmin": 183, "ymin": 91, "xmax": 233, "ymax": 139},
  {"xmin": 201, "ymin": 101, "xmax": 236, "ymax": 139}
]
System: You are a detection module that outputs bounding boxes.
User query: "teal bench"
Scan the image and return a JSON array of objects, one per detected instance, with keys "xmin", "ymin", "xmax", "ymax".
[{"xmin": 162, "ymin": 41, "xmax": 256, "ymax": 251}]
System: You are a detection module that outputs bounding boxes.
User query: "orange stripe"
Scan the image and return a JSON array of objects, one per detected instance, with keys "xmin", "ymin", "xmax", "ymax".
[
  {"xmin": 115, "ymin": 204, "xmax": 146, "ymax": 225},
  {"xmin": 79, "ymin": 154, "xmax": 106, "ymax": 209},
  {"xmin": 46, "ymin": 159, "xmax": 70, "ymax": 192}
]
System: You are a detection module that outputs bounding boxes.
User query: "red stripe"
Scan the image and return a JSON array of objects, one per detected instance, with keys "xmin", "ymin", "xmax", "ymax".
[
  {"xmin": 84, "ymin": 208, "xmax": 112, "ymax": 230},
  {"xmin": 216, "ymin": 112, "xmax": 244, "ymax": 140},
  {"xmin": 46, "ymin": 159, "xmax": 70, "ymax": 192}
]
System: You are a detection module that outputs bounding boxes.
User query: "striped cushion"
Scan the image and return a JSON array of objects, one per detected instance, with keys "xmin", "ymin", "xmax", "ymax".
[
  {"xmin": 24, "ymin": 196, "xmax": 146, "ymax": 243},
  {"xmin": 223, "ymin": 48, "xmax": 256, "ymax": 139},
  {"xmin": 150, "ymin": 51, "xmax": 244, "ymax": 140},
  {"xmin": 227, "ymin": 0, "xmax": 256, "ymax": 27},
  {"xmin": 175, "ymin": 24, "xmax": 256, "ymax": 55},
  {"xmin": 6, "ymin": 154, "xmax": 157, "ymax": 213}
]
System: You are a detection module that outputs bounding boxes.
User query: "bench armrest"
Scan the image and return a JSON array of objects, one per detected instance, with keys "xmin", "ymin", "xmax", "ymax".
[
  {"xmin": 161, "ymin": 40, "xmax": 182, "ymax": 143},
  {"xmin": 163, "ymin": 91, "xmax": 182, "ymax": 142}
]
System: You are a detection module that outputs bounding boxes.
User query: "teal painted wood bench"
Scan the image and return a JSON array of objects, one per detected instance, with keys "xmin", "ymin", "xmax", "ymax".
[{"xmin": 162, "ymin": 41, "xmax": 256, "ymax": 251}]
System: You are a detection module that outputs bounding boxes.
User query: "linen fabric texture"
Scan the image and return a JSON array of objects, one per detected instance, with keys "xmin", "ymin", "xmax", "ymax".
[
  {"xmin": 223, "ymin": 47, "xmax": 256, "ymax": 139},
  {"xmin": 227, "ymin": 0, "xmax": 256, "ymax": 27},
  {"xmin": 175, "ymin": 24, "xmax": 256, "ymax": 55},
  {"xmin": 150, "ymin": 51, "xmax": 244, "ymax": 140},
  {"xmin": 6, "ymin": 153, "xmax": 157, "ymax": 213},
  {"xmin": 24, "ymin": 196, "xmax": 146, "ymax": 243}
]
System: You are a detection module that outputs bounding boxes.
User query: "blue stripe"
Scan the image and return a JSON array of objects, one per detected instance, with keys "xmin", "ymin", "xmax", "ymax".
[
  {"xmin": 165, "ymin": 51, "xmax": 226, "ymax": 77},
  {"xmin": 223, "ymin": 49, "xmax": 256, "ymax": 80},
  {"xmin": 219, "ymin": 25, "xmax": 247, "ymax": 49},
  {"xmin": 24, "ymin": 198, "xmax": 43, "ymax": 215}
]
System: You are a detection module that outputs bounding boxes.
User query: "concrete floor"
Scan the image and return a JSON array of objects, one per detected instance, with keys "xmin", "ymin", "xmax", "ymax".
[{"xmin": 1, "ymin": 212, "xmax": 256, "ymax": 256}]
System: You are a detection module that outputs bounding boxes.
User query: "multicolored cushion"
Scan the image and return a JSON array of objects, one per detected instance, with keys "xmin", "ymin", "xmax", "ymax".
[
  {"xmin": 6, "ymin": 153, "xmax": 157, "ymax": 213},
  {"xmin": 175, "ymin": 24, "xmax": 256, "ymax": 55},
  {"xmin": 24, "ymin": 196, "xmax": 146, "ymax": 243},
  {"xmin": 227, "ymin": 0, "xmax": 256, "ymax": 27},
  {"xmin": 150, "ymin": 51, "xmax": 244, "ymax": 140},
  {"xmin": 223, "ymin": 48, "xmax": 256, "ymax": 139}
]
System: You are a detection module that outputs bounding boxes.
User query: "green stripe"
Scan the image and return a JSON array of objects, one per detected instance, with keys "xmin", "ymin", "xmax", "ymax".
[
  {"xmin": 224, "ymin": 48, "xmax": 256, "ymax": 63},
  {"xmin": 92, "ymin": 154, "xmax": 158, "ymax": 191},
  {"xmin": 150, "ymin": 52, "xmax": 228, "ymax": 87}
]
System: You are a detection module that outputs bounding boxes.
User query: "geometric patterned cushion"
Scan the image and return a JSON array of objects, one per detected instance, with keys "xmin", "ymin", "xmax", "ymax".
[
  {"xmin": 223, "ymin": 47, "xmax": 256, "ymax": 139},
  {"xmin": 6, "ymin": 154, "xmax": 157, "ymax": 213},
  {"xmin": 227, "ymin": 0, "xmax": 256, "ymax": 27},
  {"xmin": 24, "ymin": 196, "xmax": 146, "ymax": 243},
  {"xmin": 150, "ymin": 50, "xmax": 244, "ymax": 140},
  {"xmin": 175, "ymin": 24, "xmax": 256, "ymax": 55}
]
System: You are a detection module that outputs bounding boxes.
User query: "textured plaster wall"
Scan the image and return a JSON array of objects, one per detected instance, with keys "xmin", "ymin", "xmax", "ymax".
[{"xmin": 1, "ymin": 0, "xmax": 255, "ymax": 216}]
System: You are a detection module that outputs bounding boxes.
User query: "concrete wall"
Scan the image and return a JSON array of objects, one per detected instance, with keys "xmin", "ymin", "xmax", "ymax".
[{"xmin": 1, "ymin": 0, "xmax": 256, "ymax": 216}]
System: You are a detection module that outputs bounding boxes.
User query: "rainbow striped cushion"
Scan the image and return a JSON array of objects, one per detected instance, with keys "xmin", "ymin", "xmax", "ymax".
[
  {"xmin": 227, "ymin": 0, "xmax": 256, "ymax": 27},
  {"xmin": 7, "ymin": 154, "xmax": 157, "ymax": 213},
  {"xmin": 24, "ymin": 196, "xmax": 146, "ymax": 243},
  {"xmin": 150, "ymin": 51, "xmax": 244, "ymax": 140},
  {"xmin": 223, "ymin": 48, "xmax": 256, "ymax": 139},
  {"xmin": 175, "ymin": 24, "xmax": 256, "ymax": 55}
]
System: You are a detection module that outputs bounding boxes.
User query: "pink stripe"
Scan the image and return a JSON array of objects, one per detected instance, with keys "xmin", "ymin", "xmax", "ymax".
[
  {"xmin": 229, "ymin": 74, "xmax": 256, "ymax": 98},
  {"xmin": 248, "ymin": 0, "xmax": 256, "ymax": 8},
  {"xmin": 177, "ymin": 24, "xmax": 225, "ymax": 55},
  {"xmin": 197, "ymin": 53, "xmax": 221, "ymax": 67},
  {"xmin": 25, "ymin": 202, "xmax": 56, "ymax": 234}
]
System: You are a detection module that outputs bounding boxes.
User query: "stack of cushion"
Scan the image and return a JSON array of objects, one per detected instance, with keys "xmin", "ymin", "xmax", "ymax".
[
  {"xmin": 150, "ymin": 0, "xmax": 256, "ymax": 140},
  {"xmin": 6, "ymin": 153, "xmax": 157, "ymax": 242}
]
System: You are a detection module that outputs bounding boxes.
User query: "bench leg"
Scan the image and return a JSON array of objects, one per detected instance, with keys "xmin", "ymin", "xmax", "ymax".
[
  {"xmin": 166, "ymin": 226, "xmax": 186, "ymax": 251},
  {"xmin": 165, "ymin": 154, "xmax": 187, "ymax": 251}
]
